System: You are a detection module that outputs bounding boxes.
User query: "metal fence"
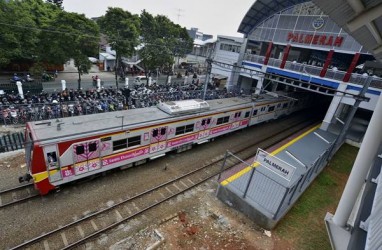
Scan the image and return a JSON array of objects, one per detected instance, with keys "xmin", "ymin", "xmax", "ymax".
[
  {"xmin": 0, "ymin": 82, "xmax": 43, "ymax": 95},
  {"xmin": 219, "ymin": 143, "xmax": 334, "ymax": 221},
  {"xmin": 0, "ymin": 132, "xmax": 25, "ymax": 152}
]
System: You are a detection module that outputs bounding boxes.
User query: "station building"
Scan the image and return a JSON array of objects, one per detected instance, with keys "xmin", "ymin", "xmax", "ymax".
[{"xmin": 214, "ymin": 1, "xmax": 382, "ymax": 249}]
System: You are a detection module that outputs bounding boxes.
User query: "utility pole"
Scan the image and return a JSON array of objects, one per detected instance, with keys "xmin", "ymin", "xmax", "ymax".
[{"xmin": 175, "ymin": 8, "xmax": 185, "ymax": 23}]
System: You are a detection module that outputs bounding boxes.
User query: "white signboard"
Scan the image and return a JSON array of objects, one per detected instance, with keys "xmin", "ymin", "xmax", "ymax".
[{"xmin": 255, "ymin": 148, "xmax": 296, "ymax": 181}]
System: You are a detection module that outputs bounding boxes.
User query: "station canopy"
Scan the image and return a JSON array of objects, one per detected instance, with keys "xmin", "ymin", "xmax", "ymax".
[{"xmin": 238, "ymin": 0, "xmax": 382, "ymax": 61}]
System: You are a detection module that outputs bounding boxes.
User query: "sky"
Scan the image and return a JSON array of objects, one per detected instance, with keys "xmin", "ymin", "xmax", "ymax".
[{"xmin": 62, "ymin": 0, "xmax": 254, "ymax": 38}]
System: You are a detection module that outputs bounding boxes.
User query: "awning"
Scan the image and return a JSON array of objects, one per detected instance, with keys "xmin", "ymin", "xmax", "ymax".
[
  {"xmin": 99, "ymin": 52, "xmax": 116, "ymax": 60},
  {"xmin": 212, "ymin": 74, "xmax": 228, "ymax": 80}
]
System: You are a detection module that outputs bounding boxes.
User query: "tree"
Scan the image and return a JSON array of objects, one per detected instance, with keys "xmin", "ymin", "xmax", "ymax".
[
  {"xmin": 41, "ymin": 11, "xmax": 99, "ymax": 89},
  {"xmin": 0, "ymin": 0, "xmax": 44, "ymax": 67},
  {"xmin": 0, "ymin": 0, "xmax": 62, "ymax": 70},
  {"xmin": 97, "ymin": 7, "xmax": 140, "ymax": 88},
  {"xmin": 46, "ymin": 0, "xmax": 63, "ymax": 9},
  {"xmin": 139, "ymin": 10, "xmax": 193, "ymax": 83}
]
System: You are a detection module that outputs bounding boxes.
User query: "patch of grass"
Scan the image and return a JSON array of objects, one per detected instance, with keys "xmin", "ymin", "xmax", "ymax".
[{"xmin": 275, "ymin": 144, "xmax": 358, "ymax": 250}]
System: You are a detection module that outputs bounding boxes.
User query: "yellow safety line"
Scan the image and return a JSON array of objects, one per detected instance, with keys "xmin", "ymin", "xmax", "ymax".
[{"xmin": 220, "ymin": 124, "xmax": 321, "ymax": 186}]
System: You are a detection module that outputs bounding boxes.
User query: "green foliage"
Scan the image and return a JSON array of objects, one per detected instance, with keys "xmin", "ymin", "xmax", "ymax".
[
  {"xmin": 29, "ymin": 62, "xmax": 46, "ymax": 80},
  {"xmin": 46, "ymin": 0, "xmax": 63, "ymax": 9},
  {"xmin": 0, "ymin": 0, "xmax": 98, "ymax": 74},
  {"xmin": 0, "ymin": 0, "xmax": 43, "ymax": 66},
  {"xmin": 139, "ymin": 10, "xmax": 193, "ymax": 74},
  {"xmin": 97, "ymin": 7, "xmax": 140, "ymax": 61}
]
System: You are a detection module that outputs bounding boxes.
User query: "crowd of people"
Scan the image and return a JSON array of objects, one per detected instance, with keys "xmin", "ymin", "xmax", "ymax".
[{"xmin": 0, "ymin": 81, "xmax": 242, "ymax": 125}]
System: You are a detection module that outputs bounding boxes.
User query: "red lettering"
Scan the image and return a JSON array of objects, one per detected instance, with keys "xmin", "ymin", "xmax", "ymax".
[
  {"xmin": 319, "ymin": 35, "xmax": 327, "ymax": 45},
  {"xmin": 334, "ymin": 36, "xmax": 343, "ymax": 47},
  {"xmin": 312, "ymin": 35, "xmax": 319, "ymax": 44},
  {"xmin": 325, "ymin": 36, "xmax": 333, "ymax": 46},
  {"xmin": 286, "ymin": 33, "xmax": 344, "ymax": 47},
  {"xmin": 287, "ymin": 32, "xmax": 294, "ymax": 41},
  {"xmin": 292, "ymin": 34, "xmax": 299, "ymax": 42},
  {"xmin": 304, "ymin": 35, "xmax": 313, "ymax": 44},
  {"xmin": 298, "ymin": 34, "xmax": 304, "ymax": 43}
]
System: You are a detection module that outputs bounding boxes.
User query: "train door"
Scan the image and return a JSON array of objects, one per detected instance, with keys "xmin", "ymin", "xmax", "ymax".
[
  {"xmin": 72, "ymin": 140, "xmax": 101, "ymax": 176},
  {"xmin": 198, "ymin": 117, "xmax": 212, "ymax": 139},
  {"xmin": 43, "ymin": 144, "xmax": 62, "ymax": 182},
  {"xmin": 150, "ymin": 126, "xmax": 168, "ymax": 153}
]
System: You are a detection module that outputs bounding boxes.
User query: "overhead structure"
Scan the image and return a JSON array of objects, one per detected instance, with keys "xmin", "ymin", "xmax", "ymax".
[
  {"xmin": 312, "ymin": 0, "xmax": 382, "ymax": 62},
  {"xmin": 238, "ymin": 0, "xmax": 306, "ymax": 35}
]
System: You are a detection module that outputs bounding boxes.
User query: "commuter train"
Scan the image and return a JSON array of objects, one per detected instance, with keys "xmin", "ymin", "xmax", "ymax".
[{"xmin": 20, "ymin": 92, "xmax": 310, "ymax": 195}]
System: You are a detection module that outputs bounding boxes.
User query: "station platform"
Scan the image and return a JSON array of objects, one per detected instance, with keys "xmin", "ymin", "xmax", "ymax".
[{"xmin": 216, "ymin": 119, "xmax": 367, "ymax": 230}]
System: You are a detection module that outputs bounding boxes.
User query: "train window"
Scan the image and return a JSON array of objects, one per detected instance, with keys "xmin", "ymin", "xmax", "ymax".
[
  {"xmin": 234, "ymin": 112, "xmax": 241, "ymax": 118},
  {"xmin": 216, "ymin": 116, "xmax": 230, "ymax": 125},
  {"xmin": 128, "ymin": 135, "xmax": 141, "ymax": 147},
  {"xmin": 185, "ymin": 124, "xmax": 194, "ymax": 133},
  {"xmin": 245, "ymin": 111, "xmax": 250, "ymax": 118},
  {"xmin": 47, "ymin": 152, "xmax": 57, "ymax": 163},
  {"xmin": 252, "ymin": 110, "xmax": 258, "ymax": 116},
  {"xmin": 152, "ymin": 129, "xmax": 158, "ymax": 137},
  {"xmin": 160, "ymin": 127, "xmax": 167, "ymax": 135},
  {"xmin": 268, "ymin": 106, "xmax": 275, "ymax": 112},
  {"xmin": 283, "ymin": 103, "xmax": 288, "ymax": 108},
  {"xmin": 261, "ymin": 107, "xmax": 266, "ymax": 112},
  {"xmin": 88, "ymin": 142, "xmax": 97, "ymax": 152},
  {"xmin": 175, "ymin": 124, "xmax": 194, "ymax": 135},
  {"xmin": 201, "ymin": 118, "xmax": 211, "ymax": 126},
  {"xmin": 76, "ymin": 145, "xmax": 85, "ymax": 155},
  {"xmin": 277, "ymin": 103, "xmax": 281, "ymax": 108},
  {"xmin": 113, "ymin": 139, "xmax": 127, "ymax": 151}
]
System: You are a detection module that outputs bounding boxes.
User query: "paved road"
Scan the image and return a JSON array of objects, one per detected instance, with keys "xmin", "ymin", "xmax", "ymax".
[
  {"xmin": 44, "ymin": 60, "xmax": 205, "ymax": 93},
  {"xmin": 1, "ymin": 60, "xmax": 206, "ymax": 94}
]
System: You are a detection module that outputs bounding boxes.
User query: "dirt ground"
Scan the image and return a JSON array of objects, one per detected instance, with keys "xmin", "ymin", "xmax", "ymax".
[{"xmin": 106, "ymin": 179, "xmax": 291, "ymax": 250}]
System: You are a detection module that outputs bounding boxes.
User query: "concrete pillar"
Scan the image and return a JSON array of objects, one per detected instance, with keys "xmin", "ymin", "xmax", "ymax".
[
  {"xmin": 61, "ymin": 80, "xmax": 66, "ymax": 91},
  {"xmin": 149, "ymin": 77, "xmax": 152, "ymax": 86},
  {"xmin": 320, "ymin": 50, "xmax": 334, "ymax": 77},
  {"xmin": 263, "ymin": 42, "xmax": 273, "ymax": 65},
  {"xmin": 255, "ymin": 65, "xmax": 267, "ymax": 95},
  {"xmin": 332, "ymin": 80, "xmax": 382, "ymax": 226},
  {"xmin": 184, "ymin": 75, "xmax": 188, "ymax": 85},
  {"xmin": 97, "ymin": 78, "xmax": 101, "ymax": 90},
  {"xmin": 229, "ymin": 37, "xmax": 248, "ymax": 91},
  {"xmin": 321, "ymin": 82, "xmax": 347, "ymax": 131},
  {"xmin": 280, "ymin": 44, "xmax": 291, "ymax": 69},
  {"xmin": 343, "ymin": 53, "xmax": 360, "ymax": 82},
  {"xmin": 167, "ymin": 76, "xmax": 171, "ymax": 84},
  {"xmin": 16, "ymin": 81, "xmax": 24, "ymax": 99},
  {"xmin": 125, "ymin": 77, "xmax": 129, "ymax": 88}
]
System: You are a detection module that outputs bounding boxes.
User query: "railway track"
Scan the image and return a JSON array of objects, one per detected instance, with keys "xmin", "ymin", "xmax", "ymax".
[
  {"xmin": 0, "ymin": 183, "xmax": 39, "ymax": 209},
  {"xmin": 10, "ymin": 118, "xmax": 318, "ymax": 249}
]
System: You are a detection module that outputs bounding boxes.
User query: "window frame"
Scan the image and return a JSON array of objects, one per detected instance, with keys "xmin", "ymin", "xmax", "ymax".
[
  {"xmin": 113, "ymin": 138, "xmax": 127, "ymax": 151},
  {"xmin": 216, "ymin": 116, "xmax": 230, "ymax": 125}
]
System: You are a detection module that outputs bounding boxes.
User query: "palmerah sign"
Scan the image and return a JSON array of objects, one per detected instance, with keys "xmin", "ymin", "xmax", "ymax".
[
  {"xmin": 287, "ymin": 32, "xmax": 344, "ymax": 47},
  {"xmin": 255, "ymin": 148, "xmax": 296, "ymax": 181}
]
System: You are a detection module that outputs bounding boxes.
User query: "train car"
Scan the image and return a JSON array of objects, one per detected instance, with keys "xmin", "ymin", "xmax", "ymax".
[{"xmin": 20, "ymin": 92, "xmax": 309, "ymax": 195}]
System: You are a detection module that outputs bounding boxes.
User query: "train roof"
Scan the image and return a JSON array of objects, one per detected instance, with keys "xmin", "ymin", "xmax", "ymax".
[
  {"xmin": 27, "ymin": 94, "xmax": 292, "ymax": 144},
  {"xmin": 27, "ymin": 97, "xmax": 247, "ymax": 143}
]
